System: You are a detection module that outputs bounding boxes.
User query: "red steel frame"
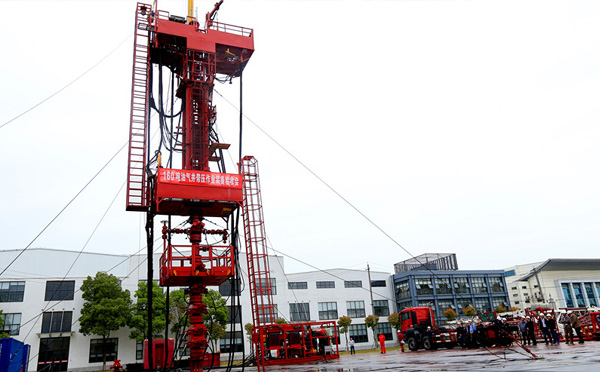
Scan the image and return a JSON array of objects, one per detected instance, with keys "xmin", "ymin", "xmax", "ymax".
[
  {"xmin": 126, "ymin": 2, "xmax": 253, "ymax": 371},
  {"xmin": 241, "ymin": 157, "xmax": 340, "ymax": 371}
]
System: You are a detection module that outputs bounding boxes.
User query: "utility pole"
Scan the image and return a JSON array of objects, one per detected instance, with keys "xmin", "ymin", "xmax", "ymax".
[{"xmin": 367, "ymin": 263, "xmax": 377, "ymax": 349}]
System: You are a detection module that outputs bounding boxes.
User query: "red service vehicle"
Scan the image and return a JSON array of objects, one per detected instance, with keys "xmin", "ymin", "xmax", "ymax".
[{"xmin": 400, "ymin": 307, "xmax": 457, "ymax": 351}]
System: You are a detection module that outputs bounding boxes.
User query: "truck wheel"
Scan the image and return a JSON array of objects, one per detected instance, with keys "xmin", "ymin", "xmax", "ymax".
[
  {"xmin": 423, "ymin": 338, "xmax": 433, "ymax": 350},
  {"xmin": 407, "ymin": 337, "xmax": 419, "ymax": 351}
]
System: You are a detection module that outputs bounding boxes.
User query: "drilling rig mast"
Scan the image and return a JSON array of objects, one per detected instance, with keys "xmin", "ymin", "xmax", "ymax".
[{"xmin": 126, "ymin": 1, "xmax": 253, "ymax": 370}]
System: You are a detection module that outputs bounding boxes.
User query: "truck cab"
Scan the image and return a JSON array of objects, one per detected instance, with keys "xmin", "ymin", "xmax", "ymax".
[{"xmin": 400, "ymin": 307, "xmax": 457, "ymax": 351}]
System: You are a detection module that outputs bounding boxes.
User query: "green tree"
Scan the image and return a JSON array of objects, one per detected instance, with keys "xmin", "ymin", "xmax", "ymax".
[
  {"xmin": 494, "ymin": 305, "xmax": 507, "ymax": 314},
  {"xmin": 0, "ymin": 310, "xmax": 10, "ymax": 338},
  {"xmin": 337, "ymin": 316, "xmax": 352, "ymax": 351},
  {"xmin": 365, "ymin": 314, "xmax": 379, "ymax": 349},
  {"xmin": 274, "ymin": 318, "xmax": 287, "ymax": 325},
  {"xmin": 443, "ymin": 308, "xmax": 457, "ymax": 321},
  {"xmin": 79, "ymin": 272, "xmax": 131, "ymax": 371},
  {"xmin": 203, "ymin": 289, "xmax": 228, "ymax": 351},
  {"xmin": 387, "ymin": 312, "xmax": 402, "ymax": 330},
  {"xmin": 169, "ymin": 288, "xmax": 190, "ymax": 334},
  {"xmin": 244, "ymin": 323, "xmax": 254, "ymax": 354},
  {"xmin": 128, "ymin": 281, "xmax": 167, "ymax": 341},
  {"xmin": 463, "ymin": 305, "xmax": 477, "ymax": 317}
]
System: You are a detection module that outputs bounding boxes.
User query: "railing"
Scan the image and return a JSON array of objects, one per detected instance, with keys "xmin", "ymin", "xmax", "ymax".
[
  {"xmin": 209, "ymin": 21, "xmax": 253, "ymax": 37},
  {"xmin": 160, "ymin": 244, "xmax": 234, "ymax": 285}
]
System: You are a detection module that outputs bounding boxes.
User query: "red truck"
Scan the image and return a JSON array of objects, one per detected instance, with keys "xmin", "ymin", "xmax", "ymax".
[{"xmin": 400, "ymin": 307, "xmax": 458, "ymax": 351}]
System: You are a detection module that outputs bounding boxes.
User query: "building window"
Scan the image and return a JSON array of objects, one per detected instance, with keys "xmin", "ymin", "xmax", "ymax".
[
  {"xmin": 456, "ymin": 299, "xmax": 471, "ymax": 313},
  {"xmin": 435, "ymin": 278, "xmax": 452, "ymax": 295},
  {"xmin": 395, "ymin": 280, "xmax": 410, "ymax": 299},
  {"xmin": 371, "ymin": 280, "xmax": 387, "ymax": 288},
  {"xmin": 397, "ymin": 301, "xmax": 412, "ymax": 311},
  {"xmin": 289, "ymin": 303, "xmax": 310, "ymax": 322},
  {"xmin": 45, "ymin": 281, "xmax": 75, "ymax": 301},
  {"xmin": 41, "ymin": 311, "xmax": 72, "ymax": 333},
  {"xmin": 584, "ymin": 283, "xmax": 597, "ymax": 307},
  {"xmin": 437, "ymin": 299, "xmax": 455, "ymax": 317},
  {"xmin": 220, "ymin": 331, "xmax": 244, "ymax": 352},
  {"xmin": 572, "ymin": 283, "xmax": 586, "ymax": 307},
  {"xmin": 259, "ymin": 304, "xmax": 278, "ymax": 324},
  {"xmin": 492, "ymin": 297, "xmax": 507, "ymax": 310},
  {"xmin": 453, "ymin": 278, "xmax": 470, "ymax": 294},
  {"xmin": 474, "ymin": 298, "xmax": 491, "ymax": 313},
  {"xmin": 89, "ymin": 338, "xmax": 118, "ymax": 363},
  {"xmin": 522, "ymin": 286, "xmax": 527, "ymax": 290},
  {"xmin": 136, "ymin": 340, "xmax": 143, "ymax": 360},
  {"xmin": 378, "ymin": 322, "xmax": 393, "ymax": 340},
  {"xmin": 316, "ymin": 281, "xmax": 335, "ymax": 289},
  {"xmin": 374, "ymin": 300, "xmax": 389, "ymax": 317},
  {"xmin": 344, "ymin": 281, "xmax": 362, "ymax": 288},
  {"xmin": 511, "ymin": 286, "xmax": 517, "ymax": 290},
  {"xmin": 227, "ymin": 305, "xmax": 242, "ymax": 324},
  {"xmin": 318, "ymin": 302, "xmax": 338, "ymax": 320},
  {"xmin": 39, "ymin": 337, "xmax": 70, "ymax": 372},
  {"xmin": 562, "ymin": 283, "xmax": 574, "ymax": 307},
  {"xmin": 219, "ymin": 279, "xmax": 241, "ymax": 296},
  {"xmin": 415, "ymin": 278, "xmax": 433, "ymax": 296},
  {"xmin": 288, "ymin": 282, "xmax": 307, "ymax": 290},
  {"xmin": 0, "ymin": 281, "xmax": 25, "ymax": 302},
  {"xmin": 0, "ymin": 313, "xmax": 21, "ymax": 335},
  {"xmin": 492, "ymin": 277, "xmax": 507, "ymax": 291},
  {"xmin": 471, "ymin": 278, "xmax": 488, "ymax": 294},
  {"xmin": 417, "ymin": 300, "xmax": 432, "ymax": 308},
  {"xmin": 348, "ymin": 324, "xmax": 368, "ymax": 343},
  {"xmin": 346, "ymin": 301, "xmax": 365, "ymax": 318},
  {"xmin": 259, "ymin": 278, "xmax": 277, "ymax": 296},
  {"xmin": 514, "ymin": 301, "xmax": 520, "ymax": 304}
]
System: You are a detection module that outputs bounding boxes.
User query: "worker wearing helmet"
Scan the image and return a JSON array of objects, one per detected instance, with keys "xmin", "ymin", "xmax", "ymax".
[{"xmin": 525, "ymin": 316, "xmax": 537, "ymax": 346}]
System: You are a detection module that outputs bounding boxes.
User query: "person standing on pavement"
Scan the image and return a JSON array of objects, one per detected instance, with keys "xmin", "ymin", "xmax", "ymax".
[
  {"xmin": 569, "ymin": 311, "xmax": 585, "ymax": 344},
  {"xmin": 378, "ymin": 332, "xmax": 387, "ymax": 354},
  {"xmin": 546, "ymin": 314, "xmax": 559, "ymax": 345},
  {"xmin": 538, "ymin": 313, "xmax": 550, "ymax": 344},
  {"xmin": 518, "ymin": 317, "xmax": 528, "ymax": 344},
  {"xmin": 349, "ymin": 337, "xmax": 356, "ymax": 355},
  {"xmin": 397, "ymin": 331, "xmax": 405, "ymax": 352},
  {"xmin": 526, "ymin": 316, "xmax": 537, "ymax": 345},
  {"xmin": 562, "ymin": 316, "xmax": 574, "ymax": 344}
]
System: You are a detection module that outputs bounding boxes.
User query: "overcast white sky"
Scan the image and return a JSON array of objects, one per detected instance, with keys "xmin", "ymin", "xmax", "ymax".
[{"xmin": 1, "ymin": 0, "xmax": 599, "ymax": 276}]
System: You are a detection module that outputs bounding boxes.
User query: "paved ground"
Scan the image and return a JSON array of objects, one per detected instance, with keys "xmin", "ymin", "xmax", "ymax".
[{"xmin": 229, "ymin": 342, "xmax": 599, "ymax": 371}]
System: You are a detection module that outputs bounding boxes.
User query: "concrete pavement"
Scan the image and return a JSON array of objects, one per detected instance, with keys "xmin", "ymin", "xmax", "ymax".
[{"xmin": 232, "ymin": 342, "xmax": 598, "ymax": 371}]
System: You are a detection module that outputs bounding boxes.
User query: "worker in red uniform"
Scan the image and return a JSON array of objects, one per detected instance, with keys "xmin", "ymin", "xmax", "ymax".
[
  {"xmin": 378, "ymin": 333, "xmax": 387, "ymax": 354},
  {"xmin": 397, "ymin": 331, "xmax": 405, "ymax": 352}
]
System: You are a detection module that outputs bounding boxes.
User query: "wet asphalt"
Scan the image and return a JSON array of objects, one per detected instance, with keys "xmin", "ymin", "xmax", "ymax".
[{"xmin": 228, "ymin": 342, "xmax": 599, "ymax": 371}]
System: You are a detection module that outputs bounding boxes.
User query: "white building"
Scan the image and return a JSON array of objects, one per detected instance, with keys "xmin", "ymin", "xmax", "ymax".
[
  {"xmin": 504, "ymin": 259, "xmax": 600, "ymax": 310},
  {"xmin": 0, "ymin": 248, "xmax": 394, "ymax": 371}
]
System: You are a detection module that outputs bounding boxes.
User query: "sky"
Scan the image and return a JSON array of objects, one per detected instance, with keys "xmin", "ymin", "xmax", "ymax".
[{"xmin": 1, "ymin": 0, "xmax": 599, "ymax": 277}]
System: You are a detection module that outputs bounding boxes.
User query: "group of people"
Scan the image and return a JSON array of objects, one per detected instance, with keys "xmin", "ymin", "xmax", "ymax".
[
  {"xmin": 517, "ymin": 310, "xmax": 585, "ymax": 345},
  {"xmin": 455, "ymin": 318, "xmax": 512, "ymax": 348}
]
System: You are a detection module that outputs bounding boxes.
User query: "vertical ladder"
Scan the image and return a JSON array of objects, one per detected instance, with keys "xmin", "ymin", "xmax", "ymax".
[
  {"xmin": 241, "ymin": 156, "xmax": 277, "ymax": 327},
  {"xmin": 126, "ymin": 3, "xmax": 152, "ymax": 211}
]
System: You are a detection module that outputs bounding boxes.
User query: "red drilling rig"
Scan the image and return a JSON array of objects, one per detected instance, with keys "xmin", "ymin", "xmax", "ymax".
[
  {"xmin": 126, "ymin": 1, "xmax": 252, "ymax": 370},
  {"xmin": 126, "ymin": 1, "xmax": 338, "ymax": 371}
]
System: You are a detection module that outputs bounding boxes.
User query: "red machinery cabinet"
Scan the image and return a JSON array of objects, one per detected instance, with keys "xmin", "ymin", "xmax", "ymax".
[{"xmin": 143, "ymin": 338, "xmax": 175, "ymax": 370}]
